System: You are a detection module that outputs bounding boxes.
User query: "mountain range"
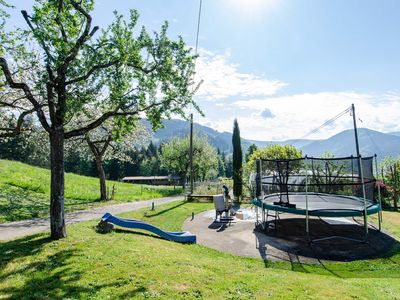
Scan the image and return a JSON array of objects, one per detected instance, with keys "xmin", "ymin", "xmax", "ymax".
[{"xmin": 144, "ymin": 119, "xmax": 400, "ymax": 160}]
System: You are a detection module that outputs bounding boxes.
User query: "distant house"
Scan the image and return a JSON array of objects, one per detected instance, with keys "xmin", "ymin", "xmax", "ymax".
[
  {"xmin": 122, "ymin": 175, "xmax": 181, "ymax": 186},
  {"xmin": 375, "ymin": 179, "xmax": 386, "ymax": 189},
  {"xmin": 375, "ymin": 179, "xmax": 389, "ymax": 198}
]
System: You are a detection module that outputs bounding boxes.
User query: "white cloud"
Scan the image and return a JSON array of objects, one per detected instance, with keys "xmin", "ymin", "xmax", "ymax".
[
  {"xmin": 190, "ymin": 48, "xmax": 400, "ymax": 142},
  {"xmin": 228, "ymin": 92, "xmax": 400, "ymax": 140},
  {"xmin": 198, "ymin": 91, "xmax": 400, "ymax": 141},
  {"xmin": 260, "ymin": 108, "xmax": 275, "ymax": 119},
  {"xmin": 194, "ymin": 49, "xmax": 287, "ymax": 101}
]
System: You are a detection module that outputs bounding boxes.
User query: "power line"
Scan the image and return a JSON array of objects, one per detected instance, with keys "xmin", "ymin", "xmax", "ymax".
[
  {"xmin": 298, "ymin": 106, "xmax": 352, "ymax": 140},
  {"xmin": 189, "ymin": 0, "xmax": 203, "ymax": 194},
  {"xmin": 194, "ymin": 0, "xmax": 203, "ymax": 56},
  {"xmin": 358, "ymin": 115, "xmax": 384, "ymax": 157}
]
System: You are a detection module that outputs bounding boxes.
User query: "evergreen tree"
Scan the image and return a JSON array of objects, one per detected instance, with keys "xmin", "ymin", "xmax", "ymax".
[
  {"xmin": 223, "ymin": 152, "xmax": 233, "ymax": 178},
  {"xmin": 232, "ymin": 119, "xmax": 243, "ymax": 199},
  {"xmin": 245, "ymin": 144, "xmax": 258, "ymax": 163},
  {"xmin": 146, "ymin": 141, "xmax": 157, "ymax": 157},
  {"xmin": 216, "ymin": 148, "xmax": 225, "ymax": 177}
]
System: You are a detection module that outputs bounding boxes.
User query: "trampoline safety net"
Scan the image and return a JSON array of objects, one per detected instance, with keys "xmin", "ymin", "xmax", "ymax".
[{"xmin": 255, "ymin": 156, "xmax": 376, "ymax": 207}]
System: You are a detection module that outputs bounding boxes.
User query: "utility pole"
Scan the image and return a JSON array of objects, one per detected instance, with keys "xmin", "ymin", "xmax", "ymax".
[
  {"xmin": 189, "ymin": 113, "xmax": 194, "ymax": 194},
  {"xmin": 351, "ymin": 103, "xmax": 361, "ymax": 158},
  {"xmin": 188, "ymin": 0, "xmax": 202, "ymax": 195}
]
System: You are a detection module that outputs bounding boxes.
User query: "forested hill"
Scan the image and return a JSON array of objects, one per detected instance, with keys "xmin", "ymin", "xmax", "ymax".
[
  {"xmin": 142, "ymin": 119, "xmax": 270, "ymax": 153},
  {"xmin": 144, "ymin": 119, "xmax": 400, "ymax": 159}
]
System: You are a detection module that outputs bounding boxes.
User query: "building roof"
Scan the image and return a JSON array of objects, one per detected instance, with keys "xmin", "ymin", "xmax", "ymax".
[{"xmin": 122, "ymin": 176, "xmax": 180, "ymax": 181}]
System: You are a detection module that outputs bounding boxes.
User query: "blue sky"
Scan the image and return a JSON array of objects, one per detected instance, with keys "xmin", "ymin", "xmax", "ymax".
[{"xmin": 6, "ymin": 0, "xmax": 400, "ymax": 140}]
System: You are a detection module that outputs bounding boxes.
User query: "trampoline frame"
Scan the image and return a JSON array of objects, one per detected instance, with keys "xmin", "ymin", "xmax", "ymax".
[{"xmin": 253, "ymin": 155, "xmax": 383, "ymax": 243}]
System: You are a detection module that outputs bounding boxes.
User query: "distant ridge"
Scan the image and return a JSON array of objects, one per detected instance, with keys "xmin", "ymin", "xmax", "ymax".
[{"xmin": 143, "ymin": 119, "xmax": 400, "ymax": 160}]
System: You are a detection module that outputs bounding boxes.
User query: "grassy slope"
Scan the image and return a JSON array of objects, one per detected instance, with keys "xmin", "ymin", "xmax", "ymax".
[
  {"xmin": 0, "ymin": 160, "xmax": 181, "ymax": 223},
  {"xmin": 0, "ymin": 201, "xmax": 399, "ymax": 299}
]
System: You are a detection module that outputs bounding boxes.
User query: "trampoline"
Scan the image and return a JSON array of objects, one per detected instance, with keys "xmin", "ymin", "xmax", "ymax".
[{"xmin": 252, "ymin": 155, "xmax": 383, "ymax": 242}]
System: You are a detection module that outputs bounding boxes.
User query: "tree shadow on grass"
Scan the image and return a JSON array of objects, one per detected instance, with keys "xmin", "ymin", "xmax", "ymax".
[
  {"xmin": 113, "ymin": 228, "xmax": 164, "ymax": 241},
  {"xmin": 0, "ymin": 235, "xmax": 52, "ymax": 272},
  {"xmin": 0, "ymin": 234, "xmax": 134, "ymax": 299},
  {"xmin": 143, "ymin": 201, "xmax": 186, "ymax": 218},
  {"xmin": 0, "ymin": 192, "xmax": 95, "ymax": 223},
  {"xmin": 0, "ymin": 185, "xmax": 49, "ymax": 222},
  {"xmin": 255, "ymin": 219, "xmax": 400, "ymax": 279}
]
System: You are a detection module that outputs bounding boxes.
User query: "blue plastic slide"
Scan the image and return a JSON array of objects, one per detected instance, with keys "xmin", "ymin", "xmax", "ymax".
[{"xmin": 101, "ymin": 213, "xmax": 196, "ymax": 243}]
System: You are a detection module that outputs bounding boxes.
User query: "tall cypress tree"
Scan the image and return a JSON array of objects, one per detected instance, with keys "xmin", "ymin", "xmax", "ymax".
[{"xmin": 232, "ymin": 119, "xmax": 243, "ymax": 199}]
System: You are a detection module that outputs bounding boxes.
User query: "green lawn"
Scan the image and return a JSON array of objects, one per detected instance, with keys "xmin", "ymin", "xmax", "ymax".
[
  {"xmin": 1, "ymin": 201, "xmax": 399, "ymax": 299},
  {"xmin": 0, "ymin": 160, "xmax": 182, "ymax": 223}
]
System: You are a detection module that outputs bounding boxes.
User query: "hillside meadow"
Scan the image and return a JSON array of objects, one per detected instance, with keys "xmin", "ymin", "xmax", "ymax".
[{"xmin": 0, "ymin": 160, "xmax": 181, "ymax": 223}]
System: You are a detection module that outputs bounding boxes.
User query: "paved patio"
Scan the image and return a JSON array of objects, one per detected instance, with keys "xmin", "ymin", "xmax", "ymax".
[{"xmin": 183, "ymin": 207, "xmax": 398, "ymax": 263}]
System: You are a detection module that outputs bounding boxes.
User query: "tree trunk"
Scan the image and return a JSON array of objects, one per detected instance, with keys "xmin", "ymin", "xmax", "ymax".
[
  {"xmin": 95, "ymin": 157, "xmax": 107, "ymax": 201},
  {"xmin": 50, "ymin": 130, "xmax": 67, "ymax": 239},
  {"xmin": 182, "ymin": 174, "xmax": 186, "ymax": 190}
]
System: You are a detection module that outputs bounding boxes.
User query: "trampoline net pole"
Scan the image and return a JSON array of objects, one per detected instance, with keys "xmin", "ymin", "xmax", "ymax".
[
  {"xmin": 359, "ymin": 156, "xmax": 369, "ymax": 240},
  {"xmin": 374, "ymin": 154, "xmax": 383, "ymax": 231},
  {"xmin": 256, "ymin": 159, "xmax": 262, "ymax": 200},
  {"xmin": 257, "ymin": 159, "xmax": 267, "ymax": 229},
  {"xmin": 256, "ymin": 155, "xmax": 377, "ymax": 243},
  {"xmin": 305, "ymin": 157, "xmax": 310, "ymax": 239}
]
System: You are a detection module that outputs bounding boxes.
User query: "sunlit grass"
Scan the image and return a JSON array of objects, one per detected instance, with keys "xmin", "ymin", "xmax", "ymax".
[
  {"xmin": 0, "ymin": 160, "xmax": 181, "ymax": 223},
  {"xmin": 0, "ymin": 201, "xmax": 399, "ymax": 299}
]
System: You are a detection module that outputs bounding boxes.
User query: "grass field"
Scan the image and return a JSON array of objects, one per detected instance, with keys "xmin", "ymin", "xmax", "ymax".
[
  {"xmin": 0, "ymin": 160, "xmax": 182, "ymax": 223},
  {"xmin": 0, "ymin": 201, "xmax": 399, "ymax": 299}
]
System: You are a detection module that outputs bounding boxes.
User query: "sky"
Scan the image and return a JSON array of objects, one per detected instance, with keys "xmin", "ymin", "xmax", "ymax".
[{"xmin": 6, "ymin": 0, "xmax": 400, "ymax": 141}]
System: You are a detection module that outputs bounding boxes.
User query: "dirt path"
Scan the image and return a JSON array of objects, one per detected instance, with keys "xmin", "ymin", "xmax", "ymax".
[{"xmin": 0, "ymin": 195, "xmax": 183, "ymax": 241}]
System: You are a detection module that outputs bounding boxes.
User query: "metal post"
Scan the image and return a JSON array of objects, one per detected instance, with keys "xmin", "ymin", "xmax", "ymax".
[
  {"xmin": 256, "ymin": 159, "xmax": 262, "ymax": 200},
  {"xmin": 305, "ymin": 156, "xmax": 310, "ymax": 240},
  {"xmin": 359, "ymin": 156, "xmax": 369, "ymax": 241},
  {"xmin": 255, "ymin": 205, "xmax": 259, "ymax": 225},
  {"xmin": 352, "ymin": 104, "xmax": 361, "ymax": 159},
  {"xmin": 189, "ymin": 113, "xmax": 194, "ymax": 194},
  {"xmin": 261, "ymin": 202, "xmax": 265, "ymax": 230},
  {"xmin": 351, "ymin": 155, "xmax": 354, "ymax": 183},
  {"xmin": 374, "ymin": 154, "xmax": 383, "ymax": 231},
  {"xmin": 352, "ymin": 104, "xmax": 363, "ymax": 182}
]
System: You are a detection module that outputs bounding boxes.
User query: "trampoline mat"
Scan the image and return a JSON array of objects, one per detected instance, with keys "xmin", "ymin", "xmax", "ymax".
[{"xmin": 258, "ymin": 193, "xmax": 379, "ymax": 217}]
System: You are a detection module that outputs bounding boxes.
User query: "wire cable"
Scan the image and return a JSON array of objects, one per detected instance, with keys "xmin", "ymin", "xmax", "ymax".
[
  {"xmin": 298, "ymin": 106, "xmax": 352, "ymax": 140},
  {"xmin": 195, "ymin": 0, "xmax": 203, "ymax": 56},
  {"xmin": 189, "ymin": 0, "xmax": 203, "ymax": 115}
]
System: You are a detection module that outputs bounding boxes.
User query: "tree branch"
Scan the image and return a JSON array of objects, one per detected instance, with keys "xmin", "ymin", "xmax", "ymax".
[
  {"xmin": 0, "ymin": 57, "xmax": 51, "ymax": 133},
  {"xmin": 65, "ymin": 60, "xmax": 118, "ymax": 85},
  {"xmin": 60, "ymin": 0, "xmax": 99, "ymax": 76},
  {"xmin": 21, "ymin": 10, "xmax": 56, "ymax": 85},
  {"xmin": 21, "ymin": 10, "xmax": 54, "ymax": 62},
  {"xmin": 126, "ymin": 62, "xmax": 158, "ymax": 74},
  {"xmin": 64, "ymin": 109, "xmax": 136, "ymax": 139},
  {"xmin": 99, "ymin": 134, "xmax": 113, "ymax": 157},
  {"xmin": 64, "ymin": 96, "xmax": 171, "ymax": 139},
  {"xmin": 55, "ymin": 0, "xmax": 68, "ymax": 42},
  {"xmin": 85, "ymin": 134, "xmax": 100, "ymax": 156},
  {"xmin": 0, "ymin": 108, "xmax": 36, "ymax": 138},
  {"xmin": 0, "ymin": 97, "xmax": 28, "ymax": 110}
]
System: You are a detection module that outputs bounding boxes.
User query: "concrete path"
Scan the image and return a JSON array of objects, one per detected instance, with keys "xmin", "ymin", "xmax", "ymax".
[
  {"xmin": 183, "ymin": 208, "xmax": 397, "ymax": 262},
  {"xmin": 0, "ymin": 195, "xmax": 183, "ymax": 241}
]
